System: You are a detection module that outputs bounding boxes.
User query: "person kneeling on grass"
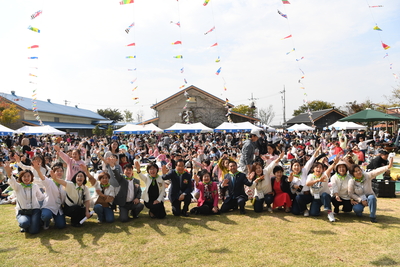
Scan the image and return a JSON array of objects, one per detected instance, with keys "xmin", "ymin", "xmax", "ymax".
[
  {"xmin": 34, "ymin": 162, "xmax": 66, "ymax": 230},
  {"xmin": 93, "ymin": 172, "xmax": 115, "ymax": 223},
  {"xmin": 306, "ymin": 157, "xmax": 338, "ymax": 222},
  {"xmin": 220, "ymin": 161, "xmax": 253, "ymax": 215},
  {"xmin": 52, "ymin": 170, "xmax": 92, "ymax": 227},
  {"xmin": 271, "ymin": 165, "xmax": 293, "ymax": 213},
  {"xmin": 161, "ymin": 159, "xmax": 192, "ymax": 217},
  {"xmin": 331, "ymin": 160, "xmax": 352, "ymax": 215},
  {"xmin": 135, "ymin": 161, "xmax": 166, "ymax": 219},
  {"xmin": 107, "ymin": 157, "xmax": 144, "ymax": 222},
  {"xmin": 5, "ymin": 163, "xmax": 44, "ymax": 234},
  {"xmin": 348, "ymin": 157, "xmax": 393, "ymax": 223},
  {"xmin": 190, "ymin": 170, "xmax": 220, "ymax": 215}
]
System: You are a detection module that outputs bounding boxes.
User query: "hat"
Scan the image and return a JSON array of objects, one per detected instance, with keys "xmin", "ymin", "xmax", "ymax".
[
  {"xmin": 335, "ymin": 160, "xmax": 349, "ymax": 172},
  {"xmin": 379, "ymin": 149, "xmax": 389, "ymax": 155},
  {"xmin": 250, "ymin": 129, "xmax": 261, "ymax": 138}
]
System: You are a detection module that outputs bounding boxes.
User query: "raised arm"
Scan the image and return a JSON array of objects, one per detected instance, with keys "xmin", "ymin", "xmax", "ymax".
[
  {"xmin": 50, "ymin": 170, "xmax": 67, "ymax": 187},
  {"xmin": 32, "ymin": 160, "xmax": 46, "ymax": 181},
  {"xmin": 80, "ymin": 164, "xmax": 96, "ymax": 186}
]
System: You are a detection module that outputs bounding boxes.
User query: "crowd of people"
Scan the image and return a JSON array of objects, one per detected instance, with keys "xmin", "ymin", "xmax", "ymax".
[{"xmin": 0, "ymin": 127, "xmax": 396, "ymax": 234}]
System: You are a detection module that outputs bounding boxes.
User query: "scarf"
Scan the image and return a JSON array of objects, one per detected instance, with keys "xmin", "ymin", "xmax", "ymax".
[
  {"xmin": 150, "ymin": 175, "xmax": 158, "ymax": 186},
  {"xmin": 124, "ymin": 175, "xmax": 133, "ymax": 181},
  {"xmin": 293, "ymin": 172, "xmax": 302, "ymax": 178},
  {"xmin": 20, "ymin": 183, "xmax": 32, "ymax": 188},
  {"xmin": 336, "ymin": 174, "xmax": 346, "ymax": 180},
  {"xmin": 101, "ymin": 183, "xmax": 110, "ymax": 189},
  {"xmin": 354, "ymin": 175, "xmax": 364, "ymax": 183}
]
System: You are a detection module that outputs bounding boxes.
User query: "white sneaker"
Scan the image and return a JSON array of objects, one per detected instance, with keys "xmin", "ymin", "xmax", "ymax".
[
  {"xmin": 304, "ymin": 209, "xmax": 309, "ymax": 217},
  {"xmin": 328, "ymin": 212, "xmax": 335, "ymax": 222},
  {"xmin": 267, "ymin": 207, "xmax": 273, "ymax": 213}
]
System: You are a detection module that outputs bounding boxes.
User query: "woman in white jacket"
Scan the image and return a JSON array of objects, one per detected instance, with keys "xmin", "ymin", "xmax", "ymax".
[
  {"xmin": 348, "ymin": 158, "xmax": 393, "ymax": 223},
  {"xmin": 135, "ymin": 161, "xmax": 166, "ymax": 219},
  {"xmin": 250, "ymin": 152, "xmax": 284, "ymax": 213}
]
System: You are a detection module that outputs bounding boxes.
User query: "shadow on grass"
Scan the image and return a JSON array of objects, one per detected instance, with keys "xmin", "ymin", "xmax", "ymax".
[
  {"xmin": 310, "ymin": 230, "xmax": 336, "ymax": 235},
  {"xmin": 0, "ymin": 247, "xmax": 18, "ymax": 253},
  {"xmin": 207, "ymin": 247, "xmax": 232, "ymax": 254},
  {"xmin": 370, "ymin": 256, "xmax": 398, "ymax": 266},
  {"xmin": 36, "ymin": 230, "xmax": 70, "ymax": 253},
  {"xmin": 333, "ymin": 213, "xmax": 400, "ymax": 228}
]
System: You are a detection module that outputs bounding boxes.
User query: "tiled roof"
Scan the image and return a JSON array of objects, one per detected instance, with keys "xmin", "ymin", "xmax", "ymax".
[
  {"xmin": 1, "ymin": 92, "xmax": 105, "ymax": 120},
  {"xmin": 23, "ymin": 120, "xmax": 97, "ymax": 129},
  {"xmin": 286, "ymin": 108, "xmax": 345, "ymax": 124}
]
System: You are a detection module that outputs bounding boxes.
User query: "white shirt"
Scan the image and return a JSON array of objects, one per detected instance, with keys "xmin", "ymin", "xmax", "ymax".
[
  {"xmin": 126, "ymin": 179, "xmax": 134, "ymax": 202},
  {"xmin": 64, "ymin": 181, "xmax": 90, "ymax": 206},
  {"xmin": 94, "ymin": 181, "xmax": 115, "ymax": 203},
  {"xmin": 8, "ymin": 175, "xmax": 44, "ymax": 214},
  {"xmin": 42, "ymin": 177, "xmax": 66, "ymax": 215}
]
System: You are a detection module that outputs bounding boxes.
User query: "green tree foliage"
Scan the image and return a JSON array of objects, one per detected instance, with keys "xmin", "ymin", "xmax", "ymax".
[
  {"xmin": 97, "ymin": 108, "xmax": 123, "ymax": 122},
  {"xmin": 292, "ymin": 100, "xmax": 334, "ymax": 116},
  {"xmin": 231, "ymin": 104, "xmax": 255, "ymax": 117},
  {"xmin": 106, "ymin": 125, "xmax": 113, "ymax": 136},
  {"xmin": 92, "ymin": 125, "xmax": 102, "ymax": 136}
]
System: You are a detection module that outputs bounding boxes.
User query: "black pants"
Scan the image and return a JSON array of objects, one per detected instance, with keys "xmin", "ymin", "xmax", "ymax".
[
  {"xmin": 171, "ymin": 194, "xmax": 191, "ymax": 216},
  {"xmin": 63, "ymin": 204, "xmax": 85, "ymax": 225},
  {"xmin": 220, "ymin": 197, "xmax": 246, "ymax": 213},
  {"xmin": 331, "ymin": 197, "xmax": 352, "ymax": 213},
  {"xmin": 145, "ymin": 201, "xmax": 166, "ymax": 219},
  {"xmin": 190, "ymin": 200, "xmax": 219, "ymax": 215}
]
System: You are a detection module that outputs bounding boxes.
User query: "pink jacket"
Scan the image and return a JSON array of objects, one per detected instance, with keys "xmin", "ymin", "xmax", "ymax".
[{"xmin": 196, "ymin": 181, "xmax": 219, "ymax": 208}]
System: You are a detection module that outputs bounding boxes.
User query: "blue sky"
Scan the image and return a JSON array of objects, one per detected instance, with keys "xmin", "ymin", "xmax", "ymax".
[{"xmin": 0, "ymin": 0, "xmax": 399, "ymax": 125}]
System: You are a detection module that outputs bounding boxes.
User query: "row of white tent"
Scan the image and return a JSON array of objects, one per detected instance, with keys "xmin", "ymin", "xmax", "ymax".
[
  {"xmin": 0, "ymin": 121, "xmax": 367, "ymax": 136},
  {"xmin": 0, "ymin": 125, "xmax": 66, "ymax": 136},
  {"xmin": 113, "ymin": 122, "xmax": 270, "ymax": 134}
]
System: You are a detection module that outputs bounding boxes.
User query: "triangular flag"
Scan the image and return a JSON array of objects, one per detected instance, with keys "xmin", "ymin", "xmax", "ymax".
[
  {"xmin": 373, "ymin": 25, "xmax": 382, "ymax": 31},
  {"xmin": 172, "ymin": 41, "xmax": 182, "ymax": 45},
  {"xmin": 126, "ymin": 43, "xmax": 135, "ymax": 46},
  {"xmin": 210, "ymin": 42, "xmax": 218, "ymax": 47},
  {"xmin": 382, "ymin": 42, "xmax": 390, "ymax": 50},
  {"xmin": 282, "ymin": 0, "xmax": 290, "ymax": 4},
  {"xmin": 281, "ymin": 35, "xmax": 292, "ymax": 40}
]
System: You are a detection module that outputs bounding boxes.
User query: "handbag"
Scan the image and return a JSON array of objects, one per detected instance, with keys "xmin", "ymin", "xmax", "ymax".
[
  {"xmin": 95, "ymin": 195, "xmax": 110, "ymax": 208},
  {"xmin": 19, "ymin": 209, "xmax": 33, "ymax": 216}
]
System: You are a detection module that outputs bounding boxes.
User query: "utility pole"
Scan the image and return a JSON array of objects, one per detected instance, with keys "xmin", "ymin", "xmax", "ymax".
[{"xmin": 280, "ymin": 86, "xmax": 286, "ymax": 125}]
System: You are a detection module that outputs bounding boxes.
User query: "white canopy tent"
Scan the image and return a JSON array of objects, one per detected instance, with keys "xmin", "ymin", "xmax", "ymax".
[
  {"xmin": 214, "ymin": 122, "xmax": 262, "ymax": 132},
  {"xmin": 287, "ymin": 123, "xmax": 315, "ymax": 132},
  {"xmin": 164, "ymin": 122, "xmax": 213, "ymax": 133},
  {"xmin": 114, "ymin": 123, "xmax": 163, "ymax": 134},
  {"xmin": 16, "ymin": 125, "xmax": 66, "ymax": 135},
  {"xmin": 328, "ymin": 121, "xmax": 367, "ymax": 130},
  {"xmin": 0, "ymin": 124, "xmax": 16, "ymax": 136}
]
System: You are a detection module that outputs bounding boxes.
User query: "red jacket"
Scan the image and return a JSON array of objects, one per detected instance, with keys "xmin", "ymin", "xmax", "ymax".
[{"xmin": 196, "ymin": 181, "xmax": 219, "ymax": 208}]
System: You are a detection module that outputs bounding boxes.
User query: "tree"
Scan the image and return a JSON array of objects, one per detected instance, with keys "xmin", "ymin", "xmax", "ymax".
[
  {"xmin": 342, "ymin": 100, "xmax": 374, "ymax": 115},
  {"xmin": 123, "ymin": 109, "xmax": 134, "ymax": 122},
  {"xmin": 384, "ymin": 80, "xmax": 400, "ymax": 106},
  {"xmin": 97, "ymin": 108, "xmax": 123, "ymax": 122},
  {"xmin": 258, "ymin": 105, "xmax": 275, "ymax": 125},
  {"xmin": 292, "ymin": 100, "xmax": 334, "ymax": 116},
  {"xmin": 92, "ymin": 124, "xmax": 101, "ymax": 136},
  {"xmin": 0, "ymin": 103, "xmax": 20, "ymax": 125},
  {"xmin": 231, "ymin": 104, "xmax": 255, "ymax": 117},
  {"xmin": 106, "ymin": 125, "xmax": 113, "ymax": 136}
]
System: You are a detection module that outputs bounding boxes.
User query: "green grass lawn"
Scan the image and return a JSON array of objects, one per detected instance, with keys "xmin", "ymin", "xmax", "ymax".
[{"xmin": 1, "ymin": 196, "xmax": 400, "ymax": 267}]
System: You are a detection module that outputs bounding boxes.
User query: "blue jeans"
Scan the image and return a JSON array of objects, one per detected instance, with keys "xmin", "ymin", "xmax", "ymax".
[
  {"xmin": 94, "ymin": 204, "xmax": 115, "ymax": 223},
  {"xmin": 292, "ymin": 194, "xmax": 313, "ymax": 215},
  {"xmin": 41, "ymin": 208, "xmax": 66, "ymax": 229},
  {"xmin": 353, "ymin": 195, "xmax": 377, "ymax": 218},
  {"xmin": 310, "ymin": 192, "xmax": 332, "ymax": 216},
  {"xmin": 17, "ymin": 209, "xmax": 41, "ymax": 234},
  {"xmin": 254, "ymin": 194, "xmax": 274, "ymax": 213}
]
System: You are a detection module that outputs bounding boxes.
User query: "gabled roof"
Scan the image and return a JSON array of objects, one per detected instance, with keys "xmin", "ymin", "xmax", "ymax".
[
  {"xmin": 1, "ymin": 92, "xmax": 106, "ymax": 120},
  {"xmin": 286, "ymin": 108, "xmax": 346, "ymax": 124},
  {"xmin": 230, "ymin": 111, "xmax": 260, "ymax": 122},
  {"xmin": 139, "ymin": 117, "xmax": 159, "ymax": 125},
  {"xmin": 150, "ymin": 85, "xmax": 234, "ymax": 109}
]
